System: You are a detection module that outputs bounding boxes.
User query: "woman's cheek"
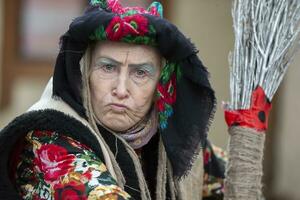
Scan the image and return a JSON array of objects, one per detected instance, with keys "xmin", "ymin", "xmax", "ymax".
[
  {"xmin": 91, "ymin": 77, "xmax": 112, "ymax": 102},
  {"xmin": 90, "ymin": 80, "xmax": 111, "ymax": 117},
  {"xmin": 132, "ymin": 83, "xmax": 156, "ymax": 111}
]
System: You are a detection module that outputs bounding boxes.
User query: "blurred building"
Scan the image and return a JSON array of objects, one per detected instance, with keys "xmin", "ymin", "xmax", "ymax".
[{"xmin": 0, "ymin": 0, "xmax": 299, "ymax": 199}]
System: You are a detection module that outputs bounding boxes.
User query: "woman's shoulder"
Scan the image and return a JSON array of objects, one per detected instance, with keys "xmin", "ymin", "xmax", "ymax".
[
  {"xmin": 11, "ymin": 129, "xmax": 132, "ymax": 200},
  {"xmin": 0, "ymin": 110, "xmax": 124, "ymax": 199},
  {"xmin": 0, "ymin": 109, "xmax": 102, "ymax": 157}
]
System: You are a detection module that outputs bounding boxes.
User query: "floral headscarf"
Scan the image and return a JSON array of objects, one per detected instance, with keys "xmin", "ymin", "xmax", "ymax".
[{"xmin": 53, "ymin": 0, "xmax": 216, "ymax": 179}]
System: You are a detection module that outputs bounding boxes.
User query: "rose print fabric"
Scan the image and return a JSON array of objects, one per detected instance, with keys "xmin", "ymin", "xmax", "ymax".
[
  {"xmin": 11, "ymin": 129, "xmax": 226, "ymax": 199},
  {"xmin": 202, "ymin": 141, "xmax": 227, "ymax": 199},
  {"xmin": 11, "ymin": 130, "xmax": 131, "ymax": 200}
]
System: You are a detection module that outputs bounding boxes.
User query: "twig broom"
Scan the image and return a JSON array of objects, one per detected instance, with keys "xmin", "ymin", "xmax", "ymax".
[{"xmin": 224, "ymin": 0, "xmax": 300, "ymax": 199}]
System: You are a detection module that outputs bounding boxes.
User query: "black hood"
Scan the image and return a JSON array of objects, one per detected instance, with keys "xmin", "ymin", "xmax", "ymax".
[{"xmin": 52, "ymin": 1, "xmax": 216, "ymax": 179}]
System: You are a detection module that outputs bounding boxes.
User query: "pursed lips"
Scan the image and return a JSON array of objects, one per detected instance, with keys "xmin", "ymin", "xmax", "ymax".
[{"xmin": 109, "ymin": 103, "xmax": 128, "ymax": 112}]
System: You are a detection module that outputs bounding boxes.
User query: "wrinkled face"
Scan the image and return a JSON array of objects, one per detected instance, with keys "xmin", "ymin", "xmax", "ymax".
[{"xmin": 89, "ymin": 41, "xmax": 161, "ymax": 132}]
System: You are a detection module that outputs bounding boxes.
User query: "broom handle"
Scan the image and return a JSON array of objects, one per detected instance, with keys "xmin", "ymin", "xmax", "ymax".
[{"xmin": 224, "ymin": 126, "xmax": 265, "ymax": 200}]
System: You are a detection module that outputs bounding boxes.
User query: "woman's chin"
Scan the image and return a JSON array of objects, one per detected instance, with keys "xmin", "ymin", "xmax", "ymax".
[
  {"xmin": 97, "ymin": 107, "xmax": 145, "ymax": 132},
  {"xmin": 101, "ymin": 116, "xmax": 135, "ymax": 132},
  {"xmin": 105, "ymin": 124, "xmax": 130, "ymax": 132}
]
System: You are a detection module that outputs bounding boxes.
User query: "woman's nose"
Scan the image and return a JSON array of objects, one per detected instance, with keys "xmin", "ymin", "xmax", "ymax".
[{"xmin": 112, "ymin": 74, "xmax": 129, "ymax": 99}]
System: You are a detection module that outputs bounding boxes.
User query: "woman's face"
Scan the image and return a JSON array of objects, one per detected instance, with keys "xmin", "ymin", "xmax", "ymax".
[{"xmin": 89, "ymin": 41, "xmax": 161, "ymax": 132}]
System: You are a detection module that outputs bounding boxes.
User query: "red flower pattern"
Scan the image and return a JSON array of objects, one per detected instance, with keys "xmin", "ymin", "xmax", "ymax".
[
  {"xmin": 124, "ymin": 14, "xmax": 148, "ymax": 36},
  {"xmin": 105, "ymin": 14, "xmax": 149, "ymax": 41},
  {"xmin": 157, "ymin": 74, "xmax": 177, "ymax": 107},
  {"xmin": 204, "ymin": 149, "xmax": 211, "ymax": 165},
  {"xmin": 81, "ymin": 170, "xmax": 93, "ymax": 182},
  {"xmin": 107, "ymin": 0, "xmax": 160, "ymax": 16},
  {"xmin": 107, "ymin": 0, "xmax": 125, "ymax": 15},
  {"xmin": 33, "ymin": 130, "xmax": 54, "ymax": 138},
  {"xmin": 156, "ymin": 99, "xmax": 165, "ymax": 112},
  {"xmin": 34, "ymin": 144, "xmax": 75, "ymax": 182},
  {"xmin": 14, "ymin": 130, "xmax": 132, "ymax": 200},
  {"xmin": 105, "ymin": 16, "xmax": 126, "ymax": 41},
  {"xmin": 148, "ymin": 6, "xmax": 159, "ymax": 17},
  {"xmin": 54, "ymin": 181, "xmax": 87, "ymax": 200},
  {"xmin": 62, "ymin": 135, "xmax": 91, "ymax": 151}
]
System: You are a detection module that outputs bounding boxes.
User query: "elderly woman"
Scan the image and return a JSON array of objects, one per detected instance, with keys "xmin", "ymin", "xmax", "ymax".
[{"xmin": 0, "ymin": 1, "xmax": 225, "ymax": 199}]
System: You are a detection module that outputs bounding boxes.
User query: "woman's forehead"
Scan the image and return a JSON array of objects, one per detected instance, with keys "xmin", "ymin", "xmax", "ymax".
[{"xmin": 92, "ymin": 41, "xmax": 161, "ymax": 64}]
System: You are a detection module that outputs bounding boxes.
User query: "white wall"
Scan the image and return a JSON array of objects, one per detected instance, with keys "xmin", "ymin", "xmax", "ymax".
[
  {"xmin": 0, "ymin": 1, "xmax": 48, "ymax": 127},
  {"xmin": 170, "ymin": 0, "xmax": 233, "ymax": 148},
  {"xmin": 272, "ymin": 53, "xmax": 300, "ymax": 199}
]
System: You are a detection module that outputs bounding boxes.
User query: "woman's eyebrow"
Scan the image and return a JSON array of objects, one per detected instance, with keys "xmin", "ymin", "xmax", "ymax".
[
  {"xmin": 128, "ymin": 62, "xmax": 156, "ymax": 68},
  {"xmin": 95, "ymin": 57, "xmax": 122, "ymax": 65}
]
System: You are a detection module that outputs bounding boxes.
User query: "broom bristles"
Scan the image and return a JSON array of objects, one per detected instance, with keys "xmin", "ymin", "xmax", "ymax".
[{"xmin": 229, "ymin": 0, "xmax": 300, "ymax": 110}]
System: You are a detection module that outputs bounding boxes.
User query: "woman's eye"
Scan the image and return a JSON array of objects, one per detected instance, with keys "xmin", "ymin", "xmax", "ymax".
[
  {"xmin": 101, "ymin": 64, "xmax": 115, "ymax": 73},
  {"xmin": 135, "ymin": 69, "xmax": 147, "ymax": 78}
]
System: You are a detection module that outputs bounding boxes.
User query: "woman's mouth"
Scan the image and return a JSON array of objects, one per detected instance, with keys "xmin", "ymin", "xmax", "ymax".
[{"xmin": 109, "ymin": 103, "xmax": 128, "ymax": 112}]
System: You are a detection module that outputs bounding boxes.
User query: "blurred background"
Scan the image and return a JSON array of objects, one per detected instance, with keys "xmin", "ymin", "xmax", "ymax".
[{"xmin": 0, "ymin": 0, "xmax": 299, "ymax": 199}]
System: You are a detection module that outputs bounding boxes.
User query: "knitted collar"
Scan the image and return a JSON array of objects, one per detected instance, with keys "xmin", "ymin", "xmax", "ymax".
[
  {"xmin": 53, "ymin": 0, "xmax": 216, "ymax": 179},
  {"xmin": 117, "ymin": 107, "xmax": 158, "ymax": 150}
]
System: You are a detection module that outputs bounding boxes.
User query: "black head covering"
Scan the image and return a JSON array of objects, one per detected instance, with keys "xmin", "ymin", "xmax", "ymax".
[{"xmin": 53, "ymin": 0, "xmax": 216, "ymax": 179}]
